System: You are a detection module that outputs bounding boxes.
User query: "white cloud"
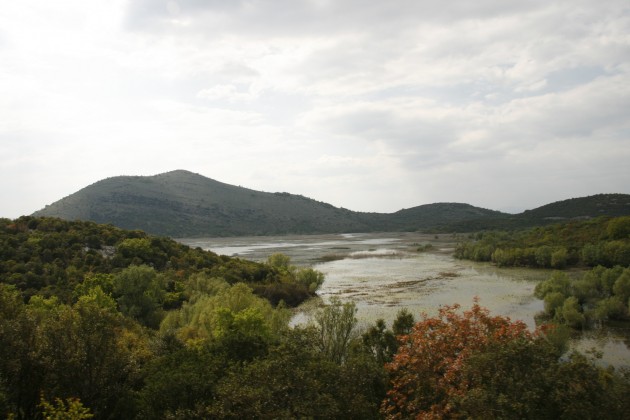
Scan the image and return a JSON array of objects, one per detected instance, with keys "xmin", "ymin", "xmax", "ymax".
[
  {"xmin": 197, "ymin": 84, "xmax": 257, "ymax": 102},
  {"xmin": 0, "ymin": 0, "xmax": 629, "ymax": 218}
]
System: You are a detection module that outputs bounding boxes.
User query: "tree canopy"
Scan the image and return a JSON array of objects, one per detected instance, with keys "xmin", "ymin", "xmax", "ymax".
[
  {"xmin": 455, "ymin": 216, "xmax": 630, "ymax": 269},
  {"xmin": 1, "ymin": 217, "xmax": 629, "ymax": 419}
]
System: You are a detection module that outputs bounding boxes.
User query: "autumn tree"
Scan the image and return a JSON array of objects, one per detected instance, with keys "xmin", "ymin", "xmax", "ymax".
[
  {"xmin": 382, "ymin": 302, "xmax": 537, "ymax": 419},
  {"xmin": 382, "ymin": 302, "xmax": 627, "ymax": 419}
]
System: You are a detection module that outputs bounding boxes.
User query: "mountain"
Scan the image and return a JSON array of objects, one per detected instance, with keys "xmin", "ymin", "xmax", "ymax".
[
  {"xmin": 32, "ymin": 170, "xmax": 630, "ymax": 237},
  {"xmin": 33, "ymin": 170, "xmax": 373, "ymax": 237},
  {"xmin": 32, "ymin": 170, "xmax": 502, "ymax": 237},
  {"xmin": 446, "ymin": 193, "xmax": 630, "ymax": 231},
  {"xmin": 385, "ymin": 203, "xmax": 507, "ymax": 231},
  {"xmin": 517, "ymin": 194, "xmax": 630, "ymax": 221}
]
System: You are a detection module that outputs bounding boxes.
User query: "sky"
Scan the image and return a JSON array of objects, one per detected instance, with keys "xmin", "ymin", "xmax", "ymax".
[{"xmin": 1, "ymin": 0, "xmax": 629, "ymax": 218}]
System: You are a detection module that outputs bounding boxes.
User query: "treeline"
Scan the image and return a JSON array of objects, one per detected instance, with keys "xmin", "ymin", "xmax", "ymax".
[
  {"xmin": 534, "ymin": 266, "xmax": 630, "ymax": 328},
  {"xmin": 455, "ymin": 216, "xmax": 630, "ymax": 268}
]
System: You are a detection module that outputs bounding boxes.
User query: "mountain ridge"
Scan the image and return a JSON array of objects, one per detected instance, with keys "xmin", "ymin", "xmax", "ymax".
[{"xmin": 32, "ymin": 170, "xmax": 630, "ymax": 237}]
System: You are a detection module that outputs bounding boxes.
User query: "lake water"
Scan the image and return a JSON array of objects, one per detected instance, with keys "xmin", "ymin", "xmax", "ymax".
[{"xmin": 180, "ymin": 232, "xmax": 630, "ymax": 368}]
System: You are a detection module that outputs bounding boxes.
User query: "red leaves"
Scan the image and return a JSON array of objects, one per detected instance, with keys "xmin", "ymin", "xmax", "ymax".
[{"xmin": 382, "ymin": 301, "xmax": 534, "ymax": 419}]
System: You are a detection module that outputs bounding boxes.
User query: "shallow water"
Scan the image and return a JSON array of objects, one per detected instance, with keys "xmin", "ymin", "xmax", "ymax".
[
  {"xmin": 180, "ymin": 232, "xmax": 630, "ymax": 368},
  {"xmin": 314, "ymin": 253, "xmax": 545, "ymax": 330}
]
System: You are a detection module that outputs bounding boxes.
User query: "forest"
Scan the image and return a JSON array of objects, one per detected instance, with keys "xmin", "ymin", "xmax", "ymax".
[
  {"xmin": 454, "ymin": 216, "xmax": 630, "ymax": 269},
  {"xmin": 1, "ymin": 216, "xmax": 629, "ymax": 419},
  {"xmin": 455, "ymin": 216, "xmax": 630, "ymax": 330}
]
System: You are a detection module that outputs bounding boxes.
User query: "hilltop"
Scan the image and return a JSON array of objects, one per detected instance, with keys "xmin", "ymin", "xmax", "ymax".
[{"xmin": 32, "ymin": 170, "xmax": 630, "ymax": 237}]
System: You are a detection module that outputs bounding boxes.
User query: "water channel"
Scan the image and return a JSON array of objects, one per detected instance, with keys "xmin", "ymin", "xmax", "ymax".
[{"xmin": 180, "ymin": 232, "xmax": 630, "ymax": 368}]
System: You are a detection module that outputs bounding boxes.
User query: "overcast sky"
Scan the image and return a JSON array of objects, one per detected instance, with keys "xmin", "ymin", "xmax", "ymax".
[{"xmin": 1, "ymin": 0, "xmax": 629, "ymax": 218}]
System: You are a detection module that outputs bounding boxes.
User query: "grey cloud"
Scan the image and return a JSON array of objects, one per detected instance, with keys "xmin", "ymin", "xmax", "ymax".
[
  {"xmin": 125, "ymin": 0, "xmax": 549, "ymax": 37},
  {"xmin": 304, "ymin": 102, "xmax": 457, "ymax": 148},
  {"xmin": 216, "ymin": 61, "xmax": 259, "ymax": 80}
]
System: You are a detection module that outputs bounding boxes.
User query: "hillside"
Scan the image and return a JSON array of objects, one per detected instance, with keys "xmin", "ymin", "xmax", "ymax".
[
  {"xmin": 518, "ymin": 193, "xmax": 630, "ymax": 221},
  {"xmin": 446, "ymin": 193, "xmax": 630, "ymax": 231},
  {"xmin": 33, "ymin": 170, "xmax": 375, "ymax": 236},
  {"xmin": 0, "ymin": 216, "xmax": 318, "ymax": 307},
  {"xmin": 32, "ymin": 170, "xmax": 630, "ymax": 237},
  {"xmin": 385, "ymin": 203, "xmax": 507, "ymax": 231},
  {"xmin": 32, "ymin": 170, "xmax": 503, "ymax": 237}
]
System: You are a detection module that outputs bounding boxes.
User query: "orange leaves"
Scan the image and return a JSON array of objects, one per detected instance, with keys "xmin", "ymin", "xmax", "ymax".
[{"xmin": 382, "ymin": 301, "xmax": 535, "ymax": 419}]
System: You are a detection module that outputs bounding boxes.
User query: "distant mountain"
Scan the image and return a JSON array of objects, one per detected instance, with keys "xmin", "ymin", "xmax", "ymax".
[
  {"xmin": 518, "ymin": 194, "xmax": 630, "ymax": 221},
  {"xmin": 446, "ymin": 193, "xmax": 630, "ymax": 231},
  {"xmin": 32, "ymin": 170, "xmax": 630, "ymax": 237},
  {"xmin": 32, "ymin": 170, "xmax": 501, "ymax": 236},
  {"xmin": 385, "ymin": 203, "xmax": 507, "ymax": 231}
]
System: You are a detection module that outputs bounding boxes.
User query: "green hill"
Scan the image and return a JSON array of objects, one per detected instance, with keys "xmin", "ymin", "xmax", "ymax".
[
  {"xmin": 32, "ymin": 170, "xmax": 503, "ymax": 236},
  {"xmin": 518, "ymin": 194, "xmax": 630, "ymax": 221},
  {"xmin": 0, "ymin": 216, "xmax": 319, "ymax": 307},
  {"xmin": 384, "ymin": 203, "xmax": 507, "ymax": 231},
  {"xmin": 33, "ymin": 170, "xmax": 375, "ymax": 236},
  {"xmin": 446, "ymin": 194, "xmax": 630, "ymax": 232},
  {"xmin": 32, "ymin": 170, "xmax": 630, "ymax": 236}
]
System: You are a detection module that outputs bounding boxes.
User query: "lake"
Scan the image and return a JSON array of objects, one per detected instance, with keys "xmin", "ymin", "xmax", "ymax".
[{"xmin": 180, "ymin": 232, "xmax": 630, "ymax": 368}]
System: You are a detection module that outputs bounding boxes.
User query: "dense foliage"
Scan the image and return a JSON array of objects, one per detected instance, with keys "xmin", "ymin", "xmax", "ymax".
[
  {"xmin": 455, "ymin": 216, "xmax": 630, "ymax": 268},
  {"xmin": 0, "ymin": 282, "xmax": 389, "ymax": 419},
  {"xmin": 1, "ymin": 217, "xmax": 629, "ymax": 418},
  {"xmin": 0, "ymin": 216, "xmax": 317, "ymax": 308},
  {"xmin": 534, "ymin": 266, "xmax": 630, "ymax": 328},
  {"xmin": 382, "ymin": 302, "xmax": 630, "ymax": 419}
]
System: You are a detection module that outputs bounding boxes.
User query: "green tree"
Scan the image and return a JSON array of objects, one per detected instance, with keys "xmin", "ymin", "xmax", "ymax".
[
  {"xmin": 296, "ymin": 267, "xmax": 325, "ymax": 292},
  {"xmin": 607, "ymin": 216, "xmax": 630, "ymax": 239},
  {"xmin": 201, "ymin": 327, "xmax": 386, "ymax": 419},
  {"xmin": 201, "ymin": 328, "xmax": 342, "ymax": 419},
  {"xmin": 34, "ymin": 297, "xmax": 148, "ymax": 419},
  {"xmin": 115, "ymin": 238, "xmax": 165, "ymax": 268},
  {"xmin": 136, "ymin": 346, "xmax": 224, "ymax": 419},
  {"xmin": 0, "ymin": 284, "xmax": 42, "ymax": 419},
  {"xmin": 601, "ymin": 265, "xmax": 624, "ymax": 295},
  {"xmin": 113, "ymin": 265, "xmax": 165, "ymax": 328},
  {"xmin": 535, "ymin": 245, "xmax": 553, "ymax": 267},
  {"xmin": 543, "ymin": 292, "xmax": 566, "ymax": 318},
  {"xmin": 612, "ymin": 268, "xmax": 630, "ymax": 303},
  {"xmin": 73, "ymin": 273, "xmax": 114, "ymax": 301},
  {"xmin": 39, "ymin": 396, "xmax": 93, "ymax": 420},
  {"xmin": 392, "ymin": 308, "xmax": 415, "ymax": 336},
  {"xmin": 559, "ymin": 297, "xmax": 585, "ymax": 328},
  {"xmin": 592, "ymin": 297, "xmax": 627, "ymax": 321},
  {"xmin": 550, "ymin": 247, "xmax": 568, "ymax": 268},
  {"xmin": 535, "ymin": 271, "xmax": 571, "ymax": 299},
  {"xmin": 266, "ymin": 253, "xmax": 292, "ymax": 271},
  {"xmin": 160, "ymin": 282, "xmax": 290, "ymax": 348},
  {"xmin": 314, "ymin": 298, "xmax": 358, "ymax": 365},
  {"xmin": 362, "ymin": 319, "xmax": 397, "ymax": 365}
]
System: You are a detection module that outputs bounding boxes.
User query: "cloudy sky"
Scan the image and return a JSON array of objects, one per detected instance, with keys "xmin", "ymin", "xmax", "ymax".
[{"xmin": 1, "ymin": 0, "xmax": 629, "ymax": 218}]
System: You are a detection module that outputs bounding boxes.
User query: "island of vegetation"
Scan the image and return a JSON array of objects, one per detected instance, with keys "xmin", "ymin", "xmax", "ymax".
[{"xmin": 1, "ymin": 216, "xmax": 629, "ymax": 419}]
